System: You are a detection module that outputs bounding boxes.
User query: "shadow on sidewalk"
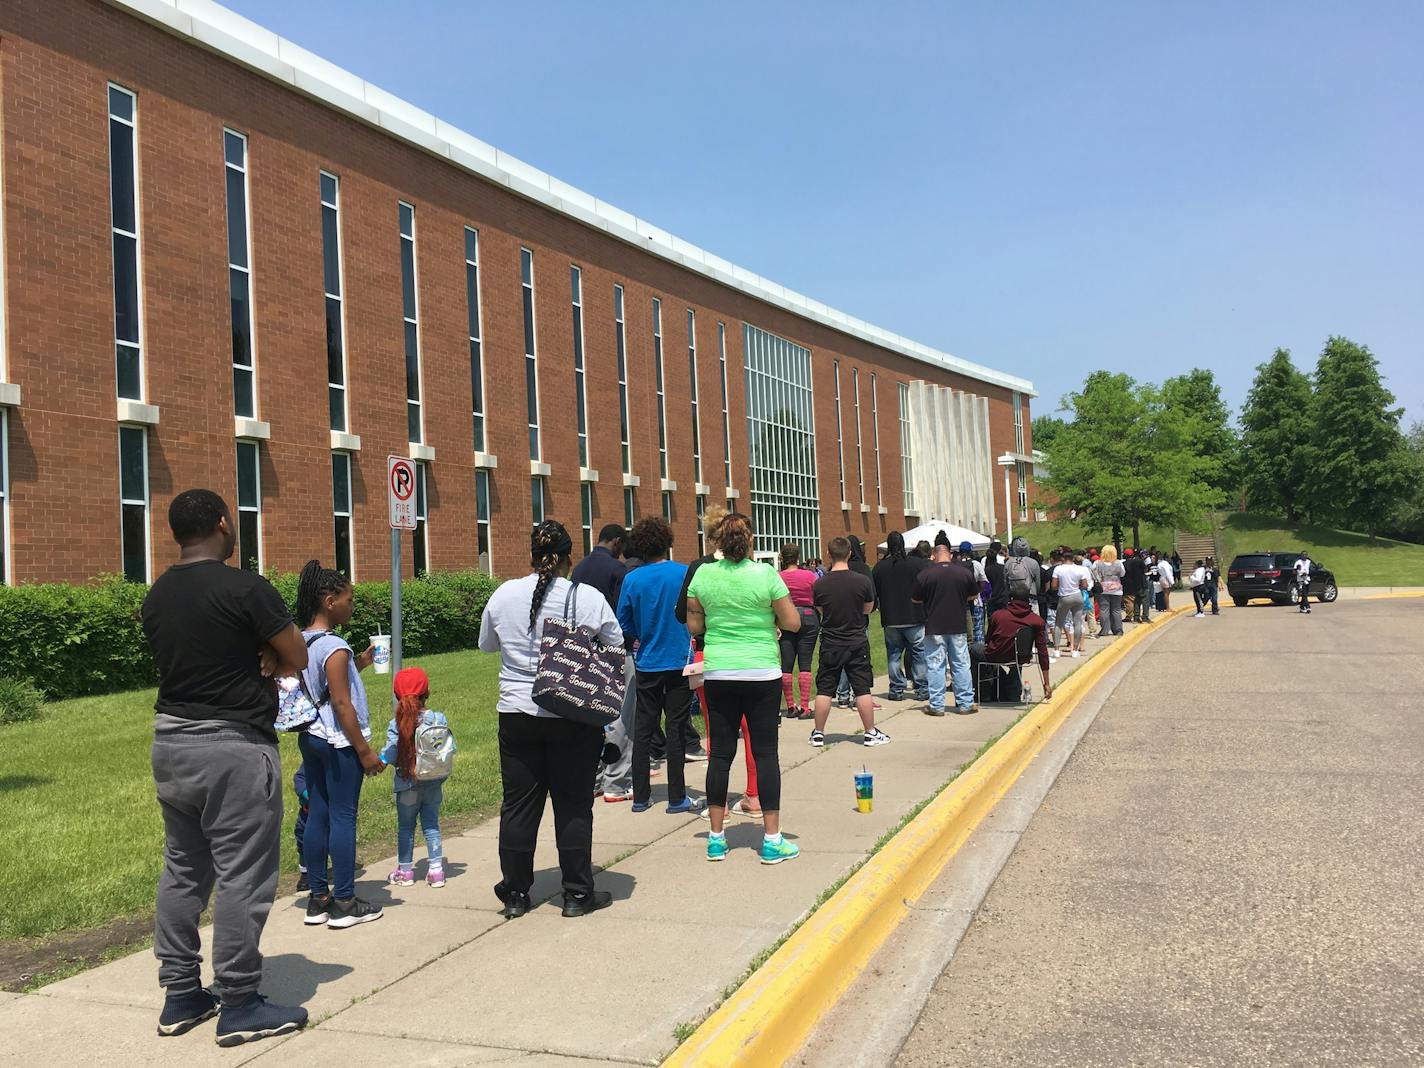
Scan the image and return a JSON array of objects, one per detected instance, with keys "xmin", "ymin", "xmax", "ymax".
[{"xmin": 262, "ymin": 953, "xmax": 354, "ymax": 1006}]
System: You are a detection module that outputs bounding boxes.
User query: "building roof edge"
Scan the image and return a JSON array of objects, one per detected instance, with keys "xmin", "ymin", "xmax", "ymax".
[{"xmin": 100, "ymin": 0, "xmax": 1037, "ymax": 398}]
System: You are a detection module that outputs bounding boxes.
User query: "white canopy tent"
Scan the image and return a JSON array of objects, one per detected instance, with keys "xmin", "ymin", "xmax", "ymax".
[{"xmin": 879, "ymin": 520, "xmax": 991, "ymax": 553}]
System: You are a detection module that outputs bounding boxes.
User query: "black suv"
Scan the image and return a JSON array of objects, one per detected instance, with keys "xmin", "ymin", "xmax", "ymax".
[{"xmin": 1226, "ymin": 552, "xmax": 1338, "ymax": 607}]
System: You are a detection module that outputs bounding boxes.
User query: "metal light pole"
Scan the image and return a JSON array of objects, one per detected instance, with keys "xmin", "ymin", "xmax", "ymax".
[{"xmin": 997, "ymin": 453, "xmax": 1017, "ymax": 542}]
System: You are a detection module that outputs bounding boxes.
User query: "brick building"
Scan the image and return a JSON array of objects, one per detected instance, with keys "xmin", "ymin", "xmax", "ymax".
[{"xmin": 0, "ymin": 0, "xmax": 1036, "ymax": 586}]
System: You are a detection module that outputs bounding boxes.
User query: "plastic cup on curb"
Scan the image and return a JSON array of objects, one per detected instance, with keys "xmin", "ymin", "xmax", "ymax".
[
  {"xmin": 370, "ymin": 634, "xmax": 392, "ymax": 674},
  {"xmin": 854, "ymin": 768, "xmax": 873, "ymax": 814}
]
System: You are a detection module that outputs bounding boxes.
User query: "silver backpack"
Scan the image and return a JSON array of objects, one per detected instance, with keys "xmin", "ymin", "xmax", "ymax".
[{"xmin": 413, "ymin": 719, "xmax": 456, "ymax": 781}]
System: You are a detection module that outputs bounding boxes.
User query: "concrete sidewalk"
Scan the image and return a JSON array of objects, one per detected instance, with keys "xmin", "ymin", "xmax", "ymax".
[{"xmin": 7, "ymin": 626, "xmax": 1143, "ymax": 1067}]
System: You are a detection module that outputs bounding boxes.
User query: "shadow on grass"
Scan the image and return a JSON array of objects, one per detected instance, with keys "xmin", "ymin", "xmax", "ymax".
[
  {"xmin": 1224, "ymin": 512, "xmax": 1414, "ymax": 550},
  {"xmin": 0, "ymin": 775, "xmax": 51, "ymax": 792}
]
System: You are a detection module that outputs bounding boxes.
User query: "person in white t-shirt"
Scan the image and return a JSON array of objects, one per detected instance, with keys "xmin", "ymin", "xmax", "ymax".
[
  {"xmin": 1188, "ymin": 560, "xmax": 1207, "ymax": 616},
  {"xmin": 1050, "ymin": 556, "xmax": 1092, "ymax": 658},
  {"xmin": 1156, "ymin": 556, "xmax": 1174, "ymax": 612},
  {"xmin": 1293, "ymin": 551, "xmax": 1313, "ymax": 614}
]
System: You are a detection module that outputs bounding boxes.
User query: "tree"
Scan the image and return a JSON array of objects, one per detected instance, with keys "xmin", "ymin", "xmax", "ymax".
[
  {"xmin": 1030, "ymin": 414, "xmax": 1066, "ymax": 454},
  {"xmin": 1308, "ymin": 336, "xmax": 1413, "ymax": 538},
  {"xmin": 1039, "ymin": 371, "xmax": 1220, "ymax": 547},
  {"xmin": 1384, "ymin": 421, "xmax": 1424, "ymax": 543},
  {"xmin": 1239, "ymin": 349, "xmax": 1313, "ymax": 521},
  {"xmin": 1161, "ymin": 368, "xmax": 1239, "ymax": 500}
]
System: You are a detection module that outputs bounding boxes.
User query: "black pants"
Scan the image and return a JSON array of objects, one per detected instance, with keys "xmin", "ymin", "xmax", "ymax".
[
  {"xmin": 779, "ymin": 608, "xmax": 819, "ymax": 672},
  {"xmin": 704, "ymin": 679, "xmax": 781, "ymax": 812},
  {"xmin": 633, "ymin": 668, "xmax": 691, "ymax": 804},
  {"xmin": 648, "ymin": 704, "xmax": 701, "ymax": 760},
  {"xmin": 497, "ymin": 713, "xmax": 602, "ymax": 897},
  {"xmin": 1297, "ymin": 576, "xmax": 1311, "ymax": 611}
]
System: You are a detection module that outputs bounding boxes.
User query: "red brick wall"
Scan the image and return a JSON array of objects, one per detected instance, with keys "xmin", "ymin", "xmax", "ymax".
[{"xmin": 0, "ymin": 0, "xmax": 1029, "ymax": 584}]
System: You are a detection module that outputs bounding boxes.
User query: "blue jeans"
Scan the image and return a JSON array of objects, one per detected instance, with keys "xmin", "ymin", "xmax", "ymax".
[
  {"xmin": 926, "ymin": 633, "xmax": 975, "ymax": 712},
  {"xmin": 396, "ymin": 779, "xmax": 444, "ymax": 868},
  {"xmin": 884, "ymin": 625, "xmax": 928, "ymax": 699},
  {"xmin": 297, "ymin": 732, "xmax": 365, "ymax": 900},
  {"xmin": 971, "ymin": 603, "xmax": 985, "ymax": 644}
]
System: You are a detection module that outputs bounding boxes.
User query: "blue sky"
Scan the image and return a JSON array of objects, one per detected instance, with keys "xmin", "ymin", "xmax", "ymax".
[{"xmin": 228, "ymin": 0, "xmax": 1423, "ymax": 425}]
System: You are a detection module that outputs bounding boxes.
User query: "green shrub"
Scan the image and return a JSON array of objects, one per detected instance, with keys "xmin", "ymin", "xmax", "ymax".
[
  {"xmin": 0, "ymin": 570, "xmax": 501, "ymax": 702},
  {"xmin": 0, "ymin": 676, "xmax": 44, "ymax": 725}
]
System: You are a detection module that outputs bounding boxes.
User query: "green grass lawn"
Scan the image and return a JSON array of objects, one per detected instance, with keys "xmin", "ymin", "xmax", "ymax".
[
  {"xmin": 991, "ymin": 518, "xmax": 1182, "ymax": 554},
  {"xmin": 2, "ymin": 615, "xmax": 886, "ymax": 945}
]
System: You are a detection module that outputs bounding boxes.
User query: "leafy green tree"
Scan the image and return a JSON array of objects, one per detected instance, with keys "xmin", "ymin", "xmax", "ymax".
[
  {"xmin": 1161, "ymin": 368, "xmax": 1239, "ymax": 500},
  {"xmin": 1308, "ymin": 336, "xmax": 1413, "ymax": 538},
  {"xmin": 1030, "ymin": 414, "xmax": 1066, "ymax": 454},
  {"xmin": 1040, "ymin": 371, "xmax": 1220, "ymax": 547},
  {"xmin": 1383, "ymin": 421, "xmax": 1424, "ymax": 542},
  {"xmin": 1239, "ymin": 349, "xmax": 1313, "ymax": 521}
]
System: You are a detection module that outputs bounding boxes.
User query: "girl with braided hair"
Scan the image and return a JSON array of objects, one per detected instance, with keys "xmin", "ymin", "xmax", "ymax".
[
  {"xmin": 295, "ymin": 560, "xmax": 385, "ymax": 930},
  {"xmin": 478, "ymin": 520, "xmax": 623, "ymax": 918}
]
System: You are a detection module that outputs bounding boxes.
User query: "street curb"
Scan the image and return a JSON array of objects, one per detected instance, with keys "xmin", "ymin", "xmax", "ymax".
[{"xmin": 662, "ymin": 605, "xmax": 1192, "ymax": 1068}]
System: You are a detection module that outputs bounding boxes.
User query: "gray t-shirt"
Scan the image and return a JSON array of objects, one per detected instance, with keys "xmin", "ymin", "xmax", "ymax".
[
  {"xmin": 1093, "ymin": 560, "xmax": 1125, "ymax": 594},
  {"xmin": 479, "ymin": 574, "xmax": 623, "ymax": 717},
  {"xmin": 302, "ymin": 630, "xmax": 370, "ymax": 748}
]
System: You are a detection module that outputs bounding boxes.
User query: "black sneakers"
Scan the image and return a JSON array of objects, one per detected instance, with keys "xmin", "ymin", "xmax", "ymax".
[
  {"xmin": 295, "ymin": 870, "xmax": 310, "ymax": 893},
  {"xmin": 214, "ymin": 994, "xmax": 308, "ymax": 1047},
  {"xmin": 561, "ymin": 890, "xmax": 613, "ymax": 918},
  {"xmin": 303, "ymin": 893, "xmax": 332, "ymax": 926},
  {"xmin": 326, "ymin": 896, "xmax": 383, "ymax": 929},
  {"xmin": 157, "ymin": 986, "xmax": 219, "ymax": 1037},
  {"xmin": 494, "ymin": 881, "xmax": 532, "ymax": 919}
]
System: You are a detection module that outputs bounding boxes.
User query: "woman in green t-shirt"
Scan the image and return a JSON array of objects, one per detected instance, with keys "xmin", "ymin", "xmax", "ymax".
[{"xmin": 685, "ymin": 513, "xmax": 802, "ymax": 865}]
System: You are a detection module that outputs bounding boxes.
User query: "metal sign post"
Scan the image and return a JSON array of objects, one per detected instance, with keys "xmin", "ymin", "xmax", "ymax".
[{"xmin": 387, "ymin": 456, "xmax": 418, "ymax": 688}]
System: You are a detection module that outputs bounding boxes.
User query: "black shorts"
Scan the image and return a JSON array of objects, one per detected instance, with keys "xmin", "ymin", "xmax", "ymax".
[{"xmin": 816, "ymin": 642, "xmax": 873, "ymax": 699}]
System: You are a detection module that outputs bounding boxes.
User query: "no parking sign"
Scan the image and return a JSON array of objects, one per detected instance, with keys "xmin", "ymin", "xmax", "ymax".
[{"xmin": 388, "ymin": 455, "xmax": 417, "ymax": 530}]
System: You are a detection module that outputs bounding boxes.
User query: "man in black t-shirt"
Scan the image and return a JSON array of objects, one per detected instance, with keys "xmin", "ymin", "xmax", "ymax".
[
  {"xmin": 913, "ymin": 543, "xmax": 980, "ymax": 716},
  {"xmin": 142, "ymin": 490, "xmax": 310, "ymax": 1046},
  {"xmin": 810, "ymin": 537, "xmax": 890, "ymax": 748}
]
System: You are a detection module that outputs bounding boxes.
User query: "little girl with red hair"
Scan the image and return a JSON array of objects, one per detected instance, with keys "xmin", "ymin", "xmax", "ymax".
[{"xmin": 380, "ymin": 667, "xmax": 457, "ymax": 888}]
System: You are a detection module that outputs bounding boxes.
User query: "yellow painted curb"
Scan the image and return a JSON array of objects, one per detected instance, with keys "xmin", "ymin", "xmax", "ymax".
[
  {"xmin": 663, "ymin": 605, "xmax": 1192, "ymax": 1068},
  {"xmin": 1362, "ymin": 591, "xmax": 1424, "ymax": 600}
]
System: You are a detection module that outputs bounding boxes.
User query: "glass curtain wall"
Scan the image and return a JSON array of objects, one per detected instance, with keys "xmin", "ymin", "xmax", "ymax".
[{"xmin": 742, "ymin": 323, "xmax": 819, "ymax": 558}]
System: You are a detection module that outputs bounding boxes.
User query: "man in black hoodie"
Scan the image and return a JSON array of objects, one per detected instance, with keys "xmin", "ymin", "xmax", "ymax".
[
  {"xmin": 835, "ymin": 536, "xmax": 879, "ymax": 707},
  {"xmin": 872, "ymin": 532, "xmax": 930, "ymax": 702}
]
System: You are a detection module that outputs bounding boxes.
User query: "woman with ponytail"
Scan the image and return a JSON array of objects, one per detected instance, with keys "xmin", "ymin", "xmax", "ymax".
[
  {"xmin": 777, "ymin": 542, "xmax": 819, "ymax": 719},
  {"xmin": 379, "ymin": 667, "xmax": 454, "ymax": 888},
  {"xmin": 295, "ymin": 560, "xmax": 385, "ymax": 930},
  {"xmin": 478, "ymin": 520, "xmax": 623, "ymax": 919}
]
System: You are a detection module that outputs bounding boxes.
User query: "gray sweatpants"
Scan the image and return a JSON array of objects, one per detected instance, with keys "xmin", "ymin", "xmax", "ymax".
[
  {"xmin": 151, "ymin": 716, "xmax": 282, "ymax": 1005},
  {"xmin": 597, "ymin": 656, "xmax": 637, "ymax": 795}
]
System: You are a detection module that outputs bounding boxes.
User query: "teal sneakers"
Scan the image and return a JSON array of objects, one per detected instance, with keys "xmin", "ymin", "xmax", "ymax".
[{"xmin": 759, "ymin": 836, "xmax": 801, "ymax": 865}]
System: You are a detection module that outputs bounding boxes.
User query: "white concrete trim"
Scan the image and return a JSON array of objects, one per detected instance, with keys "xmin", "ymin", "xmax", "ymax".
[
  {"xmin": 860, "ymin": 503, "xmax": 871, "ymax": 514},
  {"xmin": 622, "ymin": 473, "xmax": 641, "ymax": 488},
  {"xmin": 530, "ymin": 460, "xmax": 551, "ymax": 477},
  {"xmin": 409, "ymin": 442, "xmax": 435, "ymax": 462},
  {"xmin": 878, "ymin": 505, "xmax": 889, "ymax": 515},
  {"xmin": 840, "ymin": 500, "xmax": 853, "ymax": 512},
  {"xmin": 234, "ymin": 416, "xmax": 270, "ymax": 439},
  {"xmin": 724, "ymin": 487, "xmax": 741, "ymax": 499},
  {"xmin": 100, "ymin": 0, "xmax": 1035, "ymax": 398},
  {"xmin": 660, "ymin": 478, "xmax": 678, "ymax": 493},
  {"xmin": 579, "ymin": 467, "xmax": 599, "ymax": 483},
  {"xmin": 474, "ymin": 451, "xmax": 498, "ymax": 469},
  {"xmin": 117, "ymin": 398, "xmax": 160, "ymax": 425},
  {"xmin": 0, "ymin": 383, "xmax": 20, "ymax": 408},
  {"xmin": 694, "ymin": 482, "xmax": 711, "ymax": 496},
  {"xmin": 329, "ymin": 429, "xmax": 361, "ymax": 451}
]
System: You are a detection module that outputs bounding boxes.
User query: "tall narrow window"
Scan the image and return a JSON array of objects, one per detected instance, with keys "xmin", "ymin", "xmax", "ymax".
[
  {"xmin": 119, "ymin": 425, "xmax": 149, "ymax": 582},
  {"xmin": 869, "ymin": 373, "xmax": 883, "ymax": 508},
  {"xmin": 531, "ymin": 476, "xmax": 545, "ymax": 526},
  {"xmin": 108, "ymin": 85, "xmax": 142, "ymax": 401},
  {"xmin": 623, "ymin": 487, "xmax": 636, "ymax": 527},
  {"xmin": 718, "ymin": 322, "xmax": 732, "ymax": 487},
  {"xmin": 321, "ymin": 172, "xmax": 348, "ymax": 432},
  {"xmin": 223, "ymin": 130, "xmax": 256, "ymax": 418},
  {"xmin": 851, "ymin": 368, "xmax": 864, "ymax": 504},
  {"xmin": 522, "ymin": 248, "xmax": 540, "ymax": 461},
  {"xmin": 571, "ymin": 266, "xmax": 589, "ymax": 467},
  {"xmin": 898, "ymin": 381, "xmax": 915, "ymax": 514},
  {"xmin": 696, "ymin": 494, "xmax": 707, "ymax": 556},
  {"xmin": 615, "ymin": 285, "xmax": 630, "ymax": 474},
  {"xmin": 0, "ymin": 412, "xmax": 8, "ymax": 584},
  {"xmin": 580, "ymin": 483, "xmax": 594, "ymax": 555},
  {"xmin": 662, "ymin": 491, "xmax": 672, "ymax": 523},
  {"xmin": 475, "ymin": 469, "xmax": 492, "ymax": 575},
  {"xmin": 687, "ymin": 309, "xmax": 702, "ymax": 483},
  {"xmin": 332, "ymin": 452, "xmax": 353, "ymax": 577},
  {"xmin": 399, "ymin": 202, "xmax": 423, "ymax": 443},
  {"xmin": 652, "ymin": 298, "xmax": 667, "ymax": 479},
  {"xmin": 1017, "ymin": 461, "xmax": 1029, "ymax": 522},
  {"xmin": 235, "ymin": 440, "xmax": 261, "ymax": 571},
  {"xmin": 465, "ymin": 227, "xmax": 485, "ymax": 452},
  {"xmin": 412, "ymin": 462, "xmax": 428, "ymax": 576},
  {"xmin": 832, "ymin": 360, "xmax": 846, "ymax": 502},
  {"xmin": 1012, "ymin": 392, "xmax": 1025, "ymax": 453}
]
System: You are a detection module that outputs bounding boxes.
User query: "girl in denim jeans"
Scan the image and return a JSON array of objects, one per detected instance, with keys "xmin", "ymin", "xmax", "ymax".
[{"xmin": 381, "ymin": 667, "xmax": 455, "ymax": 888}]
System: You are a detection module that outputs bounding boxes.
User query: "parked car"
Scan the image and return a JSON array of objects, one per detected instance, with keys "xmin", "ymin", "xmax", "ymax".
[{"xmin": 1226, "ymin": 552, "xmax": 1338, "ymax": 606}]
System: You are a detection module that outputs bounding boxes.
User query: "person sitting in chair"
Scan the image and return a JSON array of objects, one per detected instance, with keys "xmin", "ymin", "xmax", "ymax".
[{"xmin": 973, "ymin": 592, "xmax": 1054, "ymax": 702}]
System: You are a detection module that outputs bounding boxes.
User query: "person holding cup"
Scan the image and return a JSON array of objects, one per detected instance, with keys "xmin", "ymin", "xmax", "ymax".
[{"xmin": 295, "ymin": 560, "xmax": 386, "ymax": 930}]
